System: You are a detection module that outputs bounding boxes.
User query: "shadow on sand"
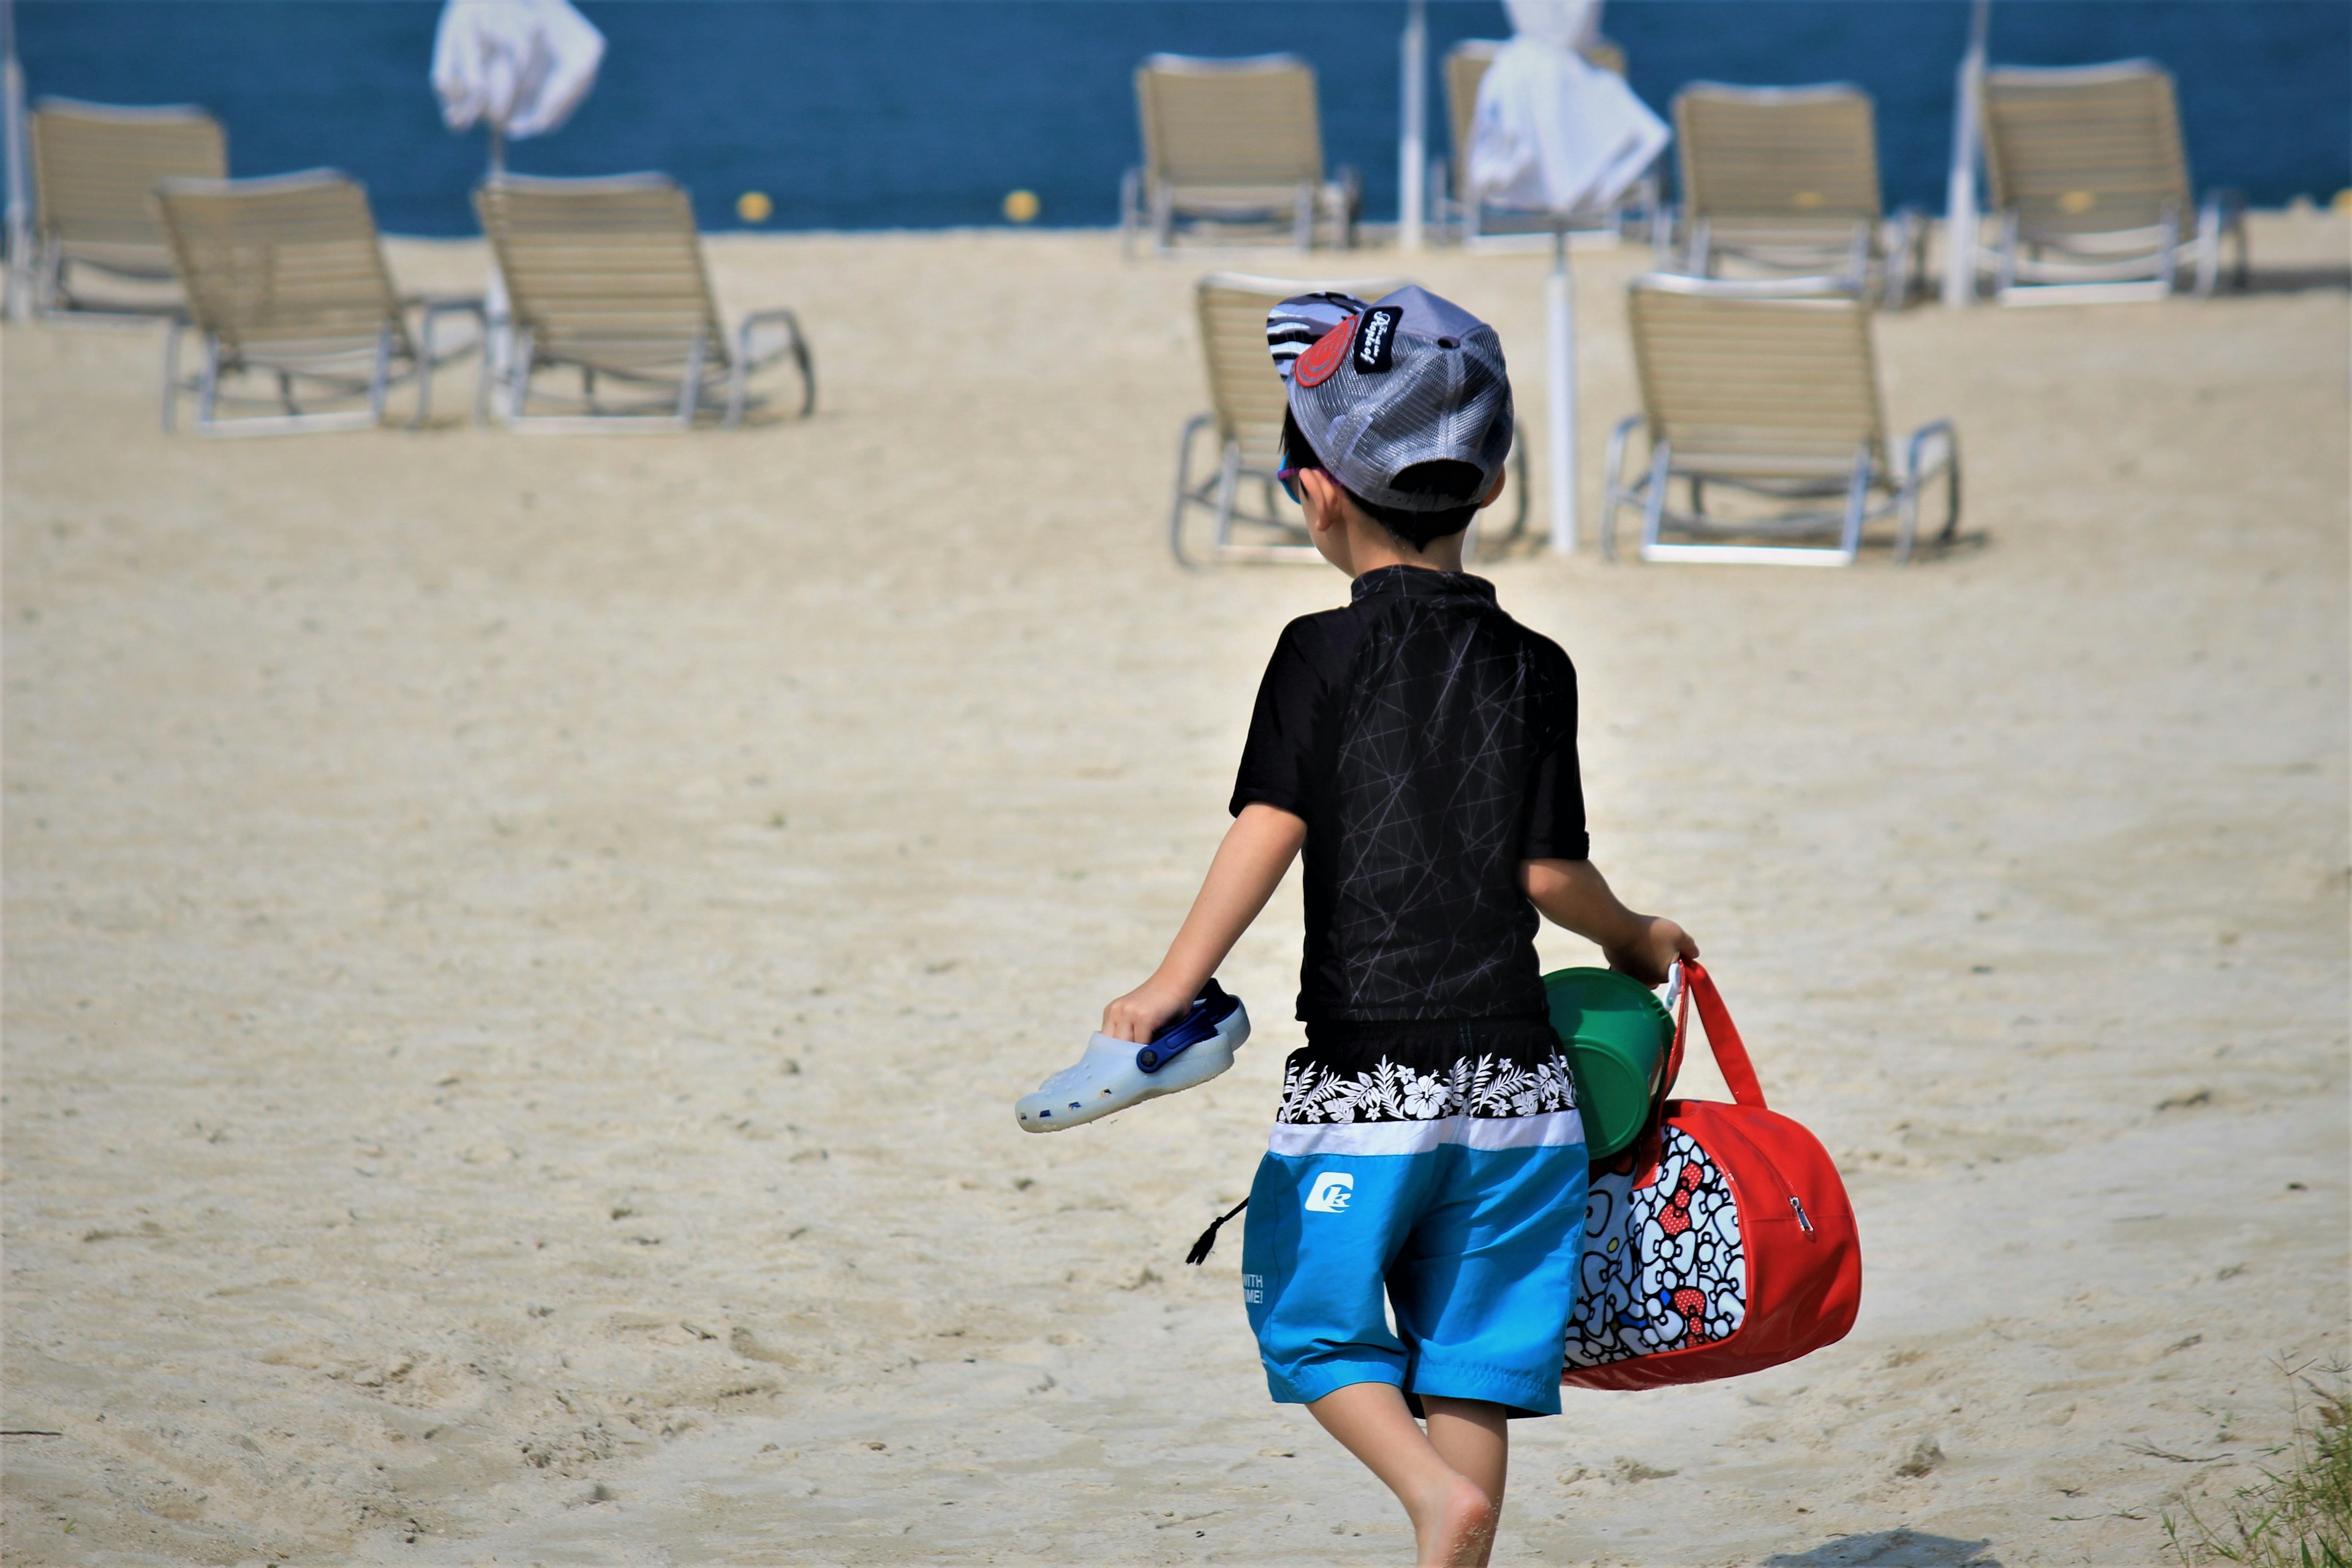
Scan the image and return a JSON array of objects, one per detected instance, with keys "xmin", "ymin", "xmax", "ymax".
[{"xmin": 1763, "ymin": 1529, "xmax": 2003, "ymax": 1567}]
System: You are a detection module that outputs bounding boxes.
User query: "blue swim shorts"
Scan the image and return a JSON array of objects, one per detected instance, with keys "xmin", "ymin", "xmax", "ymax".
[{"xmin": 1239, "ymin": 1019, "xmax": 1588, "ymax": 1418}]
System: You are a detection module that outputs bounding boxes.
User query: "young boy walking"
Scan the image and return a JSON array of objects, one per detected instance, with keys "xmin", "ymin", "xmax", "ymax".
[{"xmin": 1101, "ymin": 287, "xmax": 1695, "ymax": 1567}]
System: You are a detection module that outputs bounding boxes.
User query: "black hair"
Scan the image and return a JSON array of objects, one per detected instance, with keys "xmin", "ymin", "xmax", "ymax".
[{"xmin": 1281, "ymin": 407, "xmax": 1488, "ymax": 551}]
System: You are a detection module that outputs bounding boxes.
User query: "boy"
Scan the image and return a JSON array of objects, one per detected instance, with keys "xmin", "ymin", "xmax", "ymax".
[{"xmin": 1101, "ymin": 287, "xmax": 1695, "ymax": 1567}]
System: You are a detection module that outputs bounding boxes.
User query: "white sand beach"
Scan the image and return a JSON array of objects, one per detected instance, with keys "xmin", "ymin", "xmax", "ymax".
[{"xmin": 4, "ymin": 216, "xmax": 2347, "ymax": 1566}]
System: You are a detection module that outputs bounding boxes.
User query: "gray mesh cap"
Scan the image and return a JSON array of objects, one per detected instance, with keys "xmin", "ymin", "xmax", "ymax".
[{"xmin": 1274, "ymin": 284, "xmax": 1514, "ymax": 514}]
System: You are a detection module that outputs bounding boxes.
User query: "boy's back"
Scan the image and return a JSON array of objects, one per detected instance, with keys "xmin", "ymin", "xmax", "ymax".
[{"xmin": 1236, "ymin": 565, "xmax": 1585, "ymax": 1025}]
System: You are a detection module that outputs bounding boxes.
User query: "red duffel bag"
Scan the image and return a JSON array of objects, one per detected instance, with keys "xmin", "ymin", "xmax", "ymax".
[{"xmin": 1561, "ymin": 960, "xmax": 1862, "ymax": 1390}]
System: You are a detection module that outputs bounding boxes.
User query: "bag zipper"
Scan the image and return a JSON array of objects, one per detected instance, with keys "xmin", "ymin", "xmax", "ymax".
[{"xmin": 1789, "ymin": 1196, "xmax": 1815, "ymax": 1236}]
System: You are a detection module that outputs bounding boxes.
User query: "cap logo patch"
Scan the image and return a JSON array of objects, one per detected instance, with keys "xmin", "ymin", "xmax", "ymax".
[
  {"xmin": 1353, "ymin": 306, "xmax": 1403, "ymax": 374},
  {"xmin": 1292, "ymin": 314, "xmax": 1359, "ymax": 389}
]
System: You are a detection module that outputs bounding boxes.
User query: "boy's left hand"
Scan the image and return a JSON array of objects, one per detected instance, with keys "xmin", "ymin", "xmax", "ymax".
[
  {"xmin": 1101, "ymin": 979, "xmax": 1196, "ymax": 1044},
  {"xmin": 1604, "ymin": 917, "xmax": 1699, "ymax": 989}
]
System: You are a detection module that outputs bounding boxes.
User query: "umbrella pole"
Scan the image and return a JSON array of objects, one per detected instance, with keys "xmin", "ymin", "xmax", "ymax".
[
  {"xmin": 1940, "ymin": 0, "xmax": 1991, "ymax": 308},
  {"xmin": 1546, "ymin": 225, "xmax": 1578, "ymax": 554},
  {"xmin": 3, "ymin": 0, "xmax": 31, "ymax": 322},
  {"xmin": 1398, "ymin": 0, "xmax": 1426, "ymax": 251}
]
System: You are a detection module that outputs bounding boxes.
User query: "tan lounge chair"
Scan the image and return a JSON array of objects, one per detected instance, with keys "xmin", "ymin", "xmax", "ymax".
[
  {"xmin": 1122, "ymin": 55, "xmax": 1358, "ymax": 257},
  {"xmin": 1169, "ymin": 272, "xmax": 1525, "ymax": 566},
  {"xmin": 1978, "ymin": 59, "xmax": 2245, "ymax": 303},
  {"xmin": 154, "ymin": 171, "xmax": 481, "ymax": 435},
  {"xmin": 1437, "ymin": 37, "xmax": 1659, "ymax": 248},
  {"xmin": 29, "ymin": 97, "xmax": 224, "ymax": 315},
  {"xmin": 1668, "ymin": 83, "xmax": 1924, "ymax": 306},
  {"xmin": 473, "ymin": 173, "xmax": 813, "ymax": 430},
  {"xmin": 1600, "ymin": 274, "xmax": 1958, "ymax": 566}
]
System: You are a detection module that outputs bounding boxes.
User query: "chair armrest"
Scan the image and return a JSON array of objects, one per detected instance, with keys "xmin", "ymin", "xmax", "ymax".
[{"xmin": 1904, "ymin": 417, "xmax": 1957, "ymax": 481}]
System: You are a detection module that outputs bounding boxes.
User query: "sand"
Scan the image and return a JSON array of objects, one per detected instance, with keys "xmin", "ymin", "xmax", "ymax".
[{"xmin": 4, "ymin": 214, "xmax": 2347, "ymax": 1567}]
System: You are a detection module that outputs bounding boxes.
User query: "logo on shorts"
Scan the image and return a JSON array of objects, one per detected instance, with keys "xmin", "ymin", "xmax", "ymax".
[{"xmin": 1305, "ymin": 1172, "xmax": 1355, "ymax": 1213}]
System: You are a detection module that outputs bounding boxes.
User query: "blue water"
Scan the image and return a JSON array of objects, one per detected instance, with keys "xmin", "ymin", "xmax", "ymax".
[{"xmin": 20, "ymin": 1, "xmax": 2350, "ymax": 236}]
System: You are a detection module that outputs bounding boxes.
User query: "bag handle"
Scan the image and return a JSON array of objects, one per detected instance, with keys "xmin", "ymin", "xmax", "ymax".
[{"xmin": 1660, "ymin": 959, "xmax": 1768, "ymax": 1110}]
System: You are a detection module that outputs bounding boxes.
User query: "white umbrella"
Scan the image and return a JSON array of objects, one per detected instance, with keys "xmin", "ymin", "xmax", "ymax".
[
  {"xmin": 1467, "ymin": 0, "xmax": 1667, "ymax": 554},
  {"xmin": 4, "ymin": 0, "xmax": 32, "ymax": 322},
  {"xmin": 432, "ymin": 0, "xmax": 605, "ymax": 174},
  {"xmin": 432, "ymin": 0, "xmax": 603, "ymax": 378},
  {"xmin": 1940, "ymin": 0, "xmax": 1993, "ymax": 308}
]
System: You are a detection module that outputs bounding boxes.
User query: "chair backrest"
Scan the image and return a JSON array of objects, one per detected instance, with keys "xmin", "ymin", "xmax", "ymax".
[
  {"xmin": 1980, "ymin": 59, "xmax": 2190, "ymax": 235},
  {"xmin": 154, "ymin": 171, "xmax": 404, "ymax": 356},
  {"xmin": 1137, "ymin": 55, "xmax": 1323, "ymax": 192},
  {"xmin": 1626, "ymin": 274, "xmax": 1885, "ymax": 473},
  {"xmin": 1674, "ymin": 83, "xmax": 1882, "ymax": 224},
  {"xmin": 31, "ymin": 97, "xmax": 225, "ymax": 270},
  {"xmin": 1445, "ymin": 39, "xmax": 1629, "ymax": 202},
  {"xmin": 475, "ymin": 173, "xmax": 720, "ymax": 359},
  {"xmin": 1194, "ymin": 272, "xmax": 1406, "ymax": 469}
]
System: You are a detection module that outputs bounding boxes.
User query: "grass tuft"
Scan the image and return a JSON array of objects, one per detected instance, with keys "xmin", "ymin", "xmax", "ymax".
[{"xmin": 2165, "ymin": 1357, "xmax": 2351, "ymax": 1568}]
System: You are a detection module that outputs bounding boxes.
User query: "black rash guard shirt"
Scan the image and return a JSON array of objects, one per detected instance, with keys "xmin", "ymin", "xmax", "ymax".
[{"xmin": 1230, "ymin": 566, "xmax": 1588, "ymax": 1026}]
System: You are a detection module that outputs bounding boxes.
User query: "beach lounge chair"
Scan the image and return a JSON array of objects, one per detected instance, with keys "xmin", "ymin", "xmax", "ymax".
[
  {"xmin": 1600, "ymin": 274, "xmax": 1958, "ymax": 566},
  {"xmin": 1666, "ymin": 83, "xmax": 1924, "ymax": 307},
  {"xmin": 1122, "ymin": 55, "xmax": 1358, "ymax": 257},
  {"xmin": 1436, "ymin": 37, "xmax": 1659, "ymax": 248},
  {"xmin": 473, "ymin": 172, "xmax": 814, "ymax": 430},
  {"xmin": 153, "ymin": 171, "xmax": 481, "ymax": 435},
  {"xmin": 28, "ymin": 97, "xmax": 225, "ymax": 315},
  {"xmin": 1977, "ymin": 59, "xmax": 2246, "ymax": 303},
  {"xmin": 1169, "ymin": 272, "xmax": 1526, "ymax": 567}
]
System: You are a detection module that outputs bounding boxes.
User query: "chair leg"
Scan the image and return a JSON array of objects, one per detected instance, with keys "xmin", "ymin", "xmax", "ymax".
[
  {"xmin": 411, "ymin": 312, "xmax": 437, "ymax": 430},
  {"xmin": 507, "ymin": 328, "xmax": 535, "ymax": 423},
  {"xmin": 197, "ymin": 336, "xmax": 222, "ymax": 431},
  {"xmin": 160, "ymin": 317, "xmax": 187, "ymax": 433},
  {"xmin": 2155, "ymin": 205, "xmax": 2180, "ymax": 295},
  {"xmin": 2193, "ymin": 195, "xmax": 2222, "ymax": 299},
  {"xmin": 1294, "ymin": 184, "xmax": 1313, "ymax": 251},
  {"xmin": 1599, "ymin": 414, "xmax": 1638, "ymax": 562},
  {"xmin": 366, "ymin": 327, "xmax": 394, "ymax": 427},
  {"xmin": 1212, "ymin": 440, "xmax": 1242, "ymax": 554},
  {"xmin": 677, "ymin": 335, "xmax": 707, "ymax": 426},
  {"xmin": 1638, "ymin": 439, "xmax": 1672, "ymax": 556},
  {"xmin": 1167, "ymin": 413, "xmax": 1212, "ymax": 568},
  {"xmin": 1838, "ymin": 445, "xmax": 1871, "ymax": 562}
]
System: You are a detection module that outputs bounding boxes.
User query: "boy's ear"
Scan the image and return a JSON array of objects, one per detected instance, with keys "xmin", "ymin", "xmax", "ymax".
[
  {"xmin": 1297, "ymin": 467, "xmax": 1348, "ymax": 533},
  {"xmin": 1476, "ymin": 469, "xmax": 1508, "ymax": 510}
]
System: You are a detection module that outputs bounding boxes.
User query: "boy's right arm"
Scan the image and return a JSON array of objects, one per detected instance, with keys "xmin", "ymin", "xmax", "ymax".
[
  {"xmin": 1100, "ymin": 803, "xmax": 1307, "ymax": 1043},
  {"xmin": 1521, "ymin": 858, "xmax": 1696, "ymax": 987}
]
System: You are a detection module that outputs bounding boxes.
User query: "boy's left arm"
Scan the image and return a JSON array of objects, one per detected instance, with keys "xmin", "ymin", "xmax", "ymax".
[{"xmin": 1101, "ymin": 803, "xmax": 1306, "ymax": 1043}]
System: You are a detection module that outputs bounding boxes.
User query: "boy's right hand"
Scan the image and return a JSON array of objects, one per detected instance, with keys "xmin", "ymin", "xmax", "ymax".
[
  {"xmin": 1603, "ymin": 916, "xmax": 1698, "ymax": 989},
  {"xmin": 1101, "ymin": 979, "xmax": 1197, "ymax": 1044}
]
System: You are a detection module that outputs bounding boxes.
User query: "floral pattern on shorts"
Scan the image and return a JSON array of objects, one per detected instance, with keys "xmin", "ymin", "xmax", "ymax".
[
  {"xmin": 1563, "ymin": 1126, "xmax": 1747, "ymax": 1368},
  {"xmin": 1276, "ymin": 1050, "xmax": 1578, "ymax": 1124}
]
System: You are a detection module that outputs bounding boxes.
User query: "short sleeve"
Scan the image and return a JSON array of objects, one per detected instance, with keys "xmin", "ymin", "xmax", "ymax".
[
  {"xmin": 1520, "ymin": 644, "xmax": 1589, "ymax": 861},
  {"xmin": 1230, "ymin": 623, "xmax": 1326, "ymax": 820}
]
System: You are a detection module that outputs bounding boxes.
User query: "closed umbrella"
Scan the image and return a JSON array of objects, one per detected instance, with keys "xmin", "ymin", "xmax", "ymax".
[
  {"xmin": 4, "ymin": 0, "xmax": 31, "ymax": 322},
  {"xmin": 432, "ymin": 0, "xmax": 604, "ymax": 374},
  {"xmin": 432, "ymin": 0, "xmax": 605, "ymax": 174},
  {"xmin": 1467, "ymin": 0, "xmax": 1667, "ymax": 553}
]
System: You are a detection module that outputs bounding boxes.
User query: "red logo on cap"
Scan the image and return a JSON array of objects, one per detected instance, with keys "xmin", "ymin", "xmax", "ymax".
[{"xmin": 1292, "ymin": 314, "xmax": 1359, "ymax": 389}]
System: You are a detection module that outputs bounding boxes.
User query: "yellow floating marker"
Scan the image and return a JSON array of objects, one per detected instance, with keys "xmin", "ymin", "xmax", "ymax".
[
  {"xmin": 2335, "ymin": 189, "xmax": 2352, "ymax": 216},
  {"xmin": 736, "ymin": 190, "xmax": 774, "ymax": 224},
  {"xmin": 1003, "ymin": 189, "xmax": 1041, "ymax": 224}
]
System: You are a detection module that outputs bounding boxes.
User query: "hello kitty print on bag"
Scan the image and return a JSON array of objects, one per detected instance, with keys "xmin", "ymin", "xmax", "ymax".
[{"xmin": 1564, "ymin": 1126, "xmax": 1747, "ymax": 1368}]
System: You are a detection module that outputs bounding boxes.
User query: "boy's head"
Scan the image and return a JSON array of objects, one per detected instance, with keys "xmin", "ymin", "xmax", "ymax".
[{"xmin": 1269, "ymin": 285, "xmax": 1515, "ymax": 554}]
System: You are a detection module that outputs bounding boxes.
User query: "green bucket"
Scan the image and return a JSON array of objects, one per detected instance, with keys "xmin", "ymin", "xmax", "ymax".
[{"xmin": 1542, "ymin": 967, "xmax": 1674, "ymax": 1159}]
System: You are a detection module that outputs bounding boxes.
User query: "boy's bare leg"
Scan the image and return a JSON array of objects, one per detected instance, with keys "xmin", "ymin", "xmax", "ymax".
[
  {"xmin": 1422, "ymin": 1398, "xmax": 1509, "ymax": 1566},
  {"xmin": 1307, "ymin": 1383, "xmax": 1496, "ymax": 1567}
]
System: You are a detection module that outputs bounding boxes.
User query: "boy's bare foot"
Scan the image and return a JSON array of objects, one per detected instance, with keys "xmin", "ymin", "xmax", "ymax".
[{"xmin": 1411, "ymin": 1473, "xmax": 1496, "ymax": 1567}]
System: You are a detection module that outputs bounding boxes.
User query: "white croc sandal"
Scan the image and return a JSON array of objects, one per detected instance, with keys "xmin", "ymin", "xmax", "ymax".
[{"xmin": 1016, "ymin": 982, "xmax": 1250, "ymax": 1133}]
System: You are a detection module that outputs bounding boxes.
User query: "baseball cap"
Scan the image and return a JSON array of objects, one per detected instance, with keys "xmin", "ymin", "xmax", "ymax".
[{"xmin": 1267, "ymin": 285, "xmax": 1514, "ymax": 514}]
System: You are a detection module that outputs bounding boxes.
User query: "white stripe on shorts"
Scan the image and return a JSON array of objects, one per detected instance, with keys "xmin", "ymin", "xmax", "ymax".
[{"xmin": 1266, "ymin": 1108, "xmax": 1586, "ymax": 1158}]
